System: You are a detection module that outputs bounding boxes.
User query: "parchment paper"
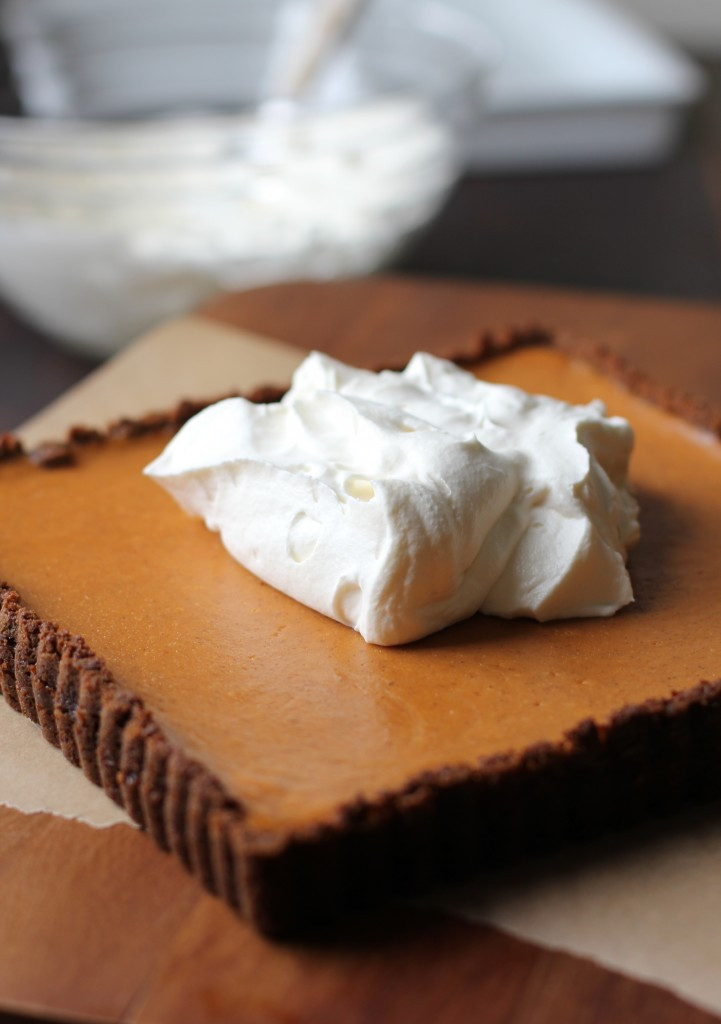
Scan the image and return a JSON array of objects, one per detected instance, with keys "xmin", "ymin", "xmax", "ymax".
[
  {"xmin": 6, "ymin": 318, "xmax": 721, "ymax": 1017},
  {"xmin": 0, "ymin": 699, "xmax": 132, "ymax": 827},
  {"xmin": 431, "ymin": 807, "xmax": 721, "ymax": 1017}
]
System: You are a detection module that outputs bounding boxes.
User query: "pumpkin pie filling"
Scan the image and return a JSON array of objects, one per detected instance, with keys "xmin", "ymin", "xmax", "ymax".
[{"xmin": 1, "ymin": 344, "xmax": 720, "ymax": 930}]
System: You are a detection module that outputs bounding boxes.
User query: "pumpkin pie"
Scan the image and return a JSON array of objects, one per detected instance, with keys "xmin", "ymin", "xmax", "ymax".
[{"xmin": 1, "ymin": 331, "xmax": 720, "ymax": 935}]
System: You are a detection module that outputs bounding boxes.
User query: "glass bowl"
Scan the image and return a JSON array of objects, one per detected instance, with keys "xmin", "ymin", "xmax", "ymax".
[{"xmin": 0, "ymin": 0, "xmax": 489, "ymax": 356}]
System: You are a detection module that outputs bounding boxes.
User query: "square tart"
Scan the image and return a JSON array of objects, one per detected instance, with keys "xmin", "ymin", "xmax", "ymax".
[{"xmin": 1, "ymin": 336, "xmax": 720, "ymax": 935}]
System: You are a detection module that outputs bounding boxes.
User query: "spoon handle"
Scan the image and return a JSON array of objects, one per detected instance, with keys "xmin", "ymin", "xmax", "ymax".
[{"xmin": 272, "ymin": 0, "xmax": 370, "ymax": 100}]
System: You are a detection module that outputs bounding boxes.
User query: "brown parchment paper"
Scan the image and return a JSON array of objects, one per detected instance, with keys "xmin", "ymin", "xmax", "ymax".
[
  {"xmin": 0, "ymin": 699, "xmax": 133, "ymax": 827},
  {"xmin": 6, "ymin": 318, "xmax": 721, "ymax": 1017},
  {"xmin": 430, "ymin": 807, "xmax": 721, "ymax": 1017}
]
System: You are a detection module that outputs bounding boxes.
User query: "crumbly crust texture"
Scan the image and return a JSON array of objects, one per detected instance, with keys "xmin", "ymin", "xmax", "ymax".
[{"xmin": 2, "ymin": 328, "xmax": 721, "ymax": 935}]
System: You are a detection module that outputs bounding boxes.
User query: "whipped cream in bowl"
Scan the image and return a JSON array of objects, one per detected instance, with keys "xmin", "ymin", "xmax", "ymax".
[
  {"xmin": 0, "ymin": 1, "xmax": 489, "ymax": 355},
  {"xmin": 144, "ymin": 352, "xmax": 639, "ymax": 646}
]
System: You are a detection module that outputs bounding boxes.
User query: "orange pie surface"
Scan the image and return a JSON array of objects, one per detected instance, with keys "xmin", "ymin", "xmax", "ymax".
[{"xmin": 1, "ymin": 348, "xmax": 720, "ymax": 837}]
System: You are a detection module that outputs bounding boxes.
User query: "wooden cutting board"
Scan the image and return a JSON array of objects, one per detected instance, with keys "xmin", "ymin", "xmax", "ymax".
[{"xmin": 2, "ymin": 277, "xmax": 720, "ymax": 1024}]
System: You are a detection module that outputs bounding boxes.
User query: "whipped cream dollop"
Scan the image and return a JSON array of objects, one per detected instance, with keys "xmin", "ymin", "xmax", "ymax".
[{"xmin": 144, "ymin": 352, "xmax": 639, "ymax": 646}]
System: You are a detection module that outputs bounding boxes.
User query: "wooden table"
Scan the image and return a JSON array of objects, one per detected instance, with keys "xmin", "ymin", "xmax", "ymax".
[{"xmin": 1, "ymin": 276, "xmax": 721, "ymax": 1024}]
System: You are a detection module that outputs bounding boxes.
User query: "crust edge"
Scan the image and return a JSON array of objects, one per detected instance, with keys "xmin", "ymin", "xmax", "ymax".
[{"xmin": 0, "ymin": 585, "xmax": 247, "ymax": 910}]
